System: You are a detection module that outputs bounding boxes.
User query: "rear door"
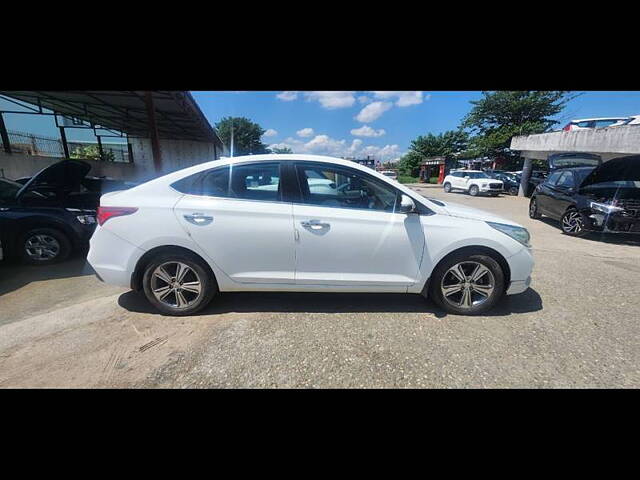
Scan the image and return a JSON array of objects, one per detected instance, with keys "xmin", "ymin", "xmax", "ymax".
[
  {"xmin": 173, "ymin": 161, "xmax": 296, "ymax": 284},
  {"xmin": 291, "ymin": 161, "xmax": 425, "ymax": 288}
]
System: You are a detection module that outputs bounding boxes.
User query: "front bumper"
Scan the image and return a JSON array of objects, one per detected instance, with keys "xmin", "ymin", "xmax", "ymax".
[
  {"xmin": 505, "ymin": 247, "xmax": 534, "ymax": 296},
  {"xmin": 584, "ymin": 211, "xmax": 640, "ymax": 233}
]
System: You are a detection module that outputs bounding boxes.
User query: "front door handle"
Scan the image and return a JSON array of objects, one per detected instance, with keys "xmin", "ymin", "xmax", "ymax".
[
  {"xmin": 300, "ymin": 219, "xmax": 330, "ymax": 230},
  {"xmin": 184, "ymin": 213, "xmax": 213, "ymax": 226}
]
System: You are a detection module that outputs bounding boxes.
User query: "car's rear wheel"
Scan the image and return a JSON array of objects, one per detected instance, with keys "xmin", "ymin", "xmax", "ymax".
[
  {"xmin": 529, "ymin": 197, "xmax": 541, "ymax": 219},
  {"xmin": 142, "ymin": 252, "xmax": 217, "ymax": 316},
  {"xmin": 443, "ymin": 182, "xmax": 452, "ymax": 193},
  {"xmin": 429, "ymin": 252, "xmax": 505, "ymax": 315},
  {"xmin": 561, "ymin": 209, "xmax": 588, "ymax": 237},
  {"xmin": 19, "ymin": 227, "xmax": 71, "ymax": 265},
  {"xmin": 469, "ymin": 185, "xmax": 479, "ymax": 196},
  {"xmin": 509, "ymin": 186, "xmax": 519, "ymax": 196}
]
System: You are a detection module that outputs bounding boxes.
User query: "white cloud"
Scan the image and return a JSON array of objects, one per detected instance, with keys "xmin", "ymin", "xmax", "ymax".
[
  {"xmin": 358, "ymin": 95, "xmax": 372, "ymax": 104},
  {"xmin": 263, "ymin": 128, "xmax": 278, "ymax": 137},
  {"xmin": 355, "ymin": 101, "xmax": 393, "ymax": 123},
  {"xmin": 296, "ymin": 127, "xmax": 315, "ymax": 138},
  {"xmin": 350, "ymin": 125, "xmax": 386, "ymax": 137},
  {"xmin": 304, "ymin": 91, "xmax": 356, "ymax": 109},
  {"xmin": 276, "ymin": 91, "xmax": 298, "ymax": 101},
  {"xmin": 372, "ymin": 91, "xmax": 427, "ymax": 107},
  {"xmin": 269, "ymin": 135, "xmax": 402, "ymax": 162}
]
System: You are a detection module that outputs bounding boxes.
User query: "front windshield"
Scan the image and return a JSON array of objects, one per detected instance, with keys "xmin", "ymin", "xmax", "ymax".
[
  {"xmin": 467, "ymin": 172, "xmax": 490, "ymax": 179},
  {"xmin": 0, "ymin": 178, "xmax": 21, "ymax": 202}
]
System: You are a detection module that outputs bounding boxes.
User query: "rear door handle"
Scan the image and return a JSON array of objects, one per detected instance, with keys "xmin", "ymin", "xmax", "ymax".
[
  {"xmin": 300, "ymin": 219, "xmax": 330, "ymax": 230},
  {"xmin": 184, "ymin": 213, "xmax": 213, "ymax": 226}
]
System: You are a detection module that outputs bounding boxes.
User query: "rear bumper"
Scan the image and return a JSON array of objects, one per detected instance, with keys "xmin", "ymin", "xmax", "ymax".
[{"xmin": 87, "ymin": 226, "xmax": 144, "ymax": 288}]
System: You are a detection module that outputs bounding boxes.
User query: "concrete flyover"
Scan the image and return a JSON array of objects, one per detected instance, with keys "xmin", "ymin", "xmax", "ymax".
[{"xmin": 510, "ymin": 125, "xmax": 640, "ymax": 196}]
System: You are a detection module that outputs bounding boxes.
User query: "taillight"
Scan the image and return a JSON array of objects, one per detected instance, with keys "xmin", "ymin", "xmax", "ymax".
[
  {"xmin": 563, "ymin": 124, "xmax": 572, "ymax": 131},
  {"xmin": 97, "ymin": 206, "xmax": 138, "ymax": 226}
]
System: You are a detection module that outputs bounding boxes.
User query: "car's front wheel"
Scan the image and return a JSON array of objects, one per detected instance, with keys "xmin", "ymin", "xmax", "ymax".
[
  {"xmin": 142, "ymin": 252, "xmax": 218, "ymax": 316},
  {"xmin": 443, "ymin": 182, "xmax": 452, "ymax": 193},
  {"xmin": 561, "ymin": 209, "xmax": 588, "ymax": 237},
  {"xmin": 429, "ymin": 251, "xmax": 505, "ymax": 315},
  {"xmin": 469, "ymin": 185, "xmax": 479, "ymax": 196},
  {"xmin": 509, "ymin": 186, "xmax": 519, "ymax": 196}
]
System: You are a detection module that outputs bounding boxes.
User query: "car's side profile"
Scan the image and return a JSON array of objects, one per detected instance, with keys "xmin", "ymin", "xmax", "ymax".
[
  {"xmin": 442, "ymin": 170, "xmax": 503, "ymax": 196},
  {"xmin": 88, "ymin": 154, "xmax": 533, "ymax": 316},
  {"xmin": 529, "ymin": 155, "xmax": 640, "ymax": 236}
]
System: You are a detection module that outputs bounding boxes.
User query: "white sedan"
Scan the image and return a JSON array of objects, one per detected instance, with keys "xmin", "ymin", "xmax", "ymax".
[{"xmin": 88, "ymin": 154, "xmax": 533, "ymax": 316}]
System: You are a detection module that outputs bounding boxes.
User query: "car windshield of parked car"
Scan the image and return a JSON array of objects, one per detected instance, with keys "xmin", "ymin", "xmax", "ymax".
[
  {"xmin": 0, "ymin": 178, "xmax": 45, "ymax": 203},
  {"xmin": 466, "ymin": 172, "xmax": 490, "ymax": 179}
]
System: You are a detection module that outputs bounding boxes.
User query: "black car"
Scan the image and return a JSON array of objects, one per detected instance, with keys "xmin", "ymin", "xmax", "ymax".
[
  {"xmin": 529, "ymin": 155, "xmax": 640, "ymax": 236},
  {"xmin": 0, "ymin": 160, "xmax": 100, "ymax": 264},
  {"xmin": 486, "ymin": 171, "xmax": 520, "ymax": 195}
]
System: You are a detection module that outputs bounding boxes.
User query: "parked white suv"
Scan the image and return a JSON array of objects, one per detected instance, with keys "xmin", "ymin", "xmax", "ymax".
[
  {"xmin": 443, "ymin": 170, "xmax": 503, "ymax": 196},
  {"xmin": 88, "ymin": 155, "xmax": 533, "ymax": 316}
]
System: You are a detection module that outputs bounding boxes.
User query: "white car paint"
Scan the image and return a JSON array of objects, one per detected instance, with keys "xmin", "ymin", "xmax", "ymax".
[
  {"xmin": 88, "ymin": 154, "xmax": 532, "ymax": 301},
  {"xmin": 442, "ymin": 170, "xmax": 503, "ymax": 195}
]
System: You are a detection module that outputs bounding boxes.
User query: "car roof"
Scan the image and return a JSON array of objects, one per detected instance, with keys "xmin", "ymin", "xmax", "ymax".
[{"xmin": 570, "ymin": 117, "xmax": 628, "ymax": 122}]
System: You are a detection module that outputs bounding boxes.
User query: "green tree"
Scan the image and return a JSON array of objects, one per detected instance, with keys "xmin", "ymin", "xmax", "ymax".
[
  {"xmin": 461, "ymin": 91, "xmax": 577, "ymax": 161},
  {"xmin": 215, "ymin": 116, "xmax": 270, "ymax": 156},
  {"xmin": 70, "ymin": 144, "xmax": 115, "ymax": 162},
  {"xmin": 397, "ymin": 130, "xmax": 469, "ymax": 176},
  {"xmin": 270, "ymin": 146, "xmax": 293, "ymax": 154}
]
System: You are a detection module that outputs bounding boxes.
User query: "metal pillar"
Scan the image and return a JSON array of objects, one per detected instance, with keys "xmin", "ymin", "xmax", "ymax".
[
  {"xmin": 0, "ymin": 113, "xmax": 11, "ymax": 154},
  {"xmin": 144, "ymin": 92, "xmax": 162, "ymax": 173},
  {"xmin": 59, "ymin": 126, "xmax": 70, "ymax": 158},
  {"xmin": 519, "ymin": 157, "xmax": 533, "ymax": 197},
  {"xmin": 97, "ymin": 135, "xmax": 104, "ymax": 161}
]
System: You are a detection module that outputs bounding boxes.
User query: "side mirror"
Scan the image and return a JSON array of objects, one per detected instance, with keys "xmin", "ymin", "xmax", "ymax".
[
  {"xmin": 399, "ymin": 194, "xmax": 417, "ymax": 214},
  {"xmin": 464, "ymin": 176, "xmax": 470, "ymax": 180}
]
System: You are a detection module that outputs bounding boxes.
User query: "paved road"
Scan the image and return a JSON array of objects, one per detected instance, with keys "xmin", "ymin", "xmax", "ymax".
[{"xmin": 1, "ymin": 186, "xmax": 639, "ymax": 388}]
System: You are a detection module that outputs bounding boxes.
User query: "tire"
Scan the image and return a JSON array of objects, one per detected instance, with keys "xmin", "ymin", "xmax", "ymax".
[
  {"xmin": 509, "ymin": 186, "xmax": 518, "ymax": 196},
  {"xmin": 18, "ymin": 227, "xmax": 71, "ymax": 265},
  {"xmin": 443, "ymin": 182, "xmax": 452, "ymax": 193},
  {"xmin": 142, "ymin": 251, "xmax": 218, "ymax": 316},
  {"xmin": 469, "ymin": 185, "xmax": 479, "ymax": 196},
  {"xmin": 429, "ymin": 251, "xmax": 505, "ymax": 316},
  {"xmin": 529, "ymin": 197, "xmax": 542, "ymax": 219},
  {"xmin": 560, "ymin": 209, "xmax": 588, "ymax": 237}
]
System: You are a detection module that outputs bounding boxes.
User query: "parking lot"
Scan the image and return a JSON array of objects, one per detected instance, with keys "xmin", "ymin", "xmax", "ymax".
[{"xmin": 1, "ymin": 184, "xmax": 640, "ymax": 388}]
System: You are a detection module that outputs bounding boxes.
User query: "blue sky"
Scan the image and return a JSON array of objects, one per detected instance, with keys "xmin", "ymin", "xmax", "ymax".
[{"xmin": 3, "ymin": 91, "xmax": 640, "ymax": 161}]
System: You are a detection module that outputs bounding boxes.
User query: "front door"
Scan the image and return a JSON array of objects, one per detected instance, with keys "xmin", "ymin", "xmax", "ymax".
[
  {"xmin": 173, "ymin": 162, "xmax": 296, "ymax": 284},
  {"xmin": 291, "ymin": 162, "xmax": 425, "ymax": 287}
]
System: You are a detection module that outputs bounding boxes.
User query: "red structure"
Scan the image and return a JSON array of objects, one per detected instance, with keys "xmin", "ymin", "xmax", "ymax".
[{"xmin": 419, "ymin": 157, "xmax": 446, "ymax": 183}]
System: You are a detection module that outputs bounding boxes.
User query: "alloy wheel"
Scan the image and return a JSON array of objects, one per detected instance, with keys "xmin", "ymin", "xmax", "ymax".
[
  {"xmin": 440, "ymin": 261, "xmax": 495, "ymax": 310},
  {"xmin": 151, "ymin": 261, "xmax": 203, "ymax": 309},
  {"xmin": 24, "ymin": 234, "xmax": 60, "ymax": 261},
  {"xmin": 562, "ymin": 211, "xmax": 583, "ymax": 234}
]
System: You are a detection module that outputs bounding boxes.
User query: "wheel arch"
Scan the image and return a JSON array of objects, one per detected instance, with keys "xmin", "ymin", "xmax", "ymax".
[{"xmin": 130, "ymin": 244, "xmax": 217, "ymax": 291}]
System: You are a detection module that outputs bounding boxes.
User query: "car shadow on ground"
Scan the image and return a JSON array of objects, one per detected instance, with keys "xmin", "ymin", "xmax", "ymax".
[
  {"xmin": 118, "ymin": 287, "xmax": 543, "ymax": 318},
  {"xmin": 0, "ymin": 253, "xmax": 94, "ymax": 297},
  {"xmin": 538, "ymin": 217, "xmax": 640, "ymax": 246}
]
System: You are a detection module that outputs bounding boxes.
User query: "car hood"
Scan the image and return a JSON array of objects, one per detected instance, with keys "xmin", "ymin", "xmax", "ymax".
[
  {"xmin": 579, "ymin": 155, "xmax": 640, "ymax": 188},
  {"xmin": 16, "ymin": 159, "xmax": 91, "ymax": 199},
  {"xmin": 441, "ymin": 201, "xmax": 522, "ymax": 227}
]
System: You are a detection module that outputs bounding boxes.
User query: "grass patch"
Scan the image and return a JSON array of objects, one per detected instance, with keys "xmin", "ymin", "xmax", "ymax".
[{"xmin": 398, "ymin": 175, "xmax": 420, "ymax": 184}]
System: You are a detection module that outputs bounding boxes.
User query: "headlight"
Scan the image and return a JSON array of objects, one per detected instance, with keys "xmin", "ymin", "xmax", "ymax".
[
  {"xmin": 487, "ymin": 222, "xmax": 531, "ymax": 247},
  {"xmin": 590, "ymin": 201, "xmax": 624, "ymax": 214},
  {"xmin": 76, "ymin": 215, "xmax": 96, "ymax": 224}
]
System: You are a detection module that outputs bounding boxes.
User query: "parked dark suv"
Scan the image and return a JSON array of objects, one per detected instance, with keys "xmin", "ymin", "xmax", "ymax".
[
  {"xmin": 0, "ymin": 160, "xmax": 100, "ymax": 264},
  {"xmin": 529, "ymin": 154, "xmax": 640, "ymax": 236}
]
